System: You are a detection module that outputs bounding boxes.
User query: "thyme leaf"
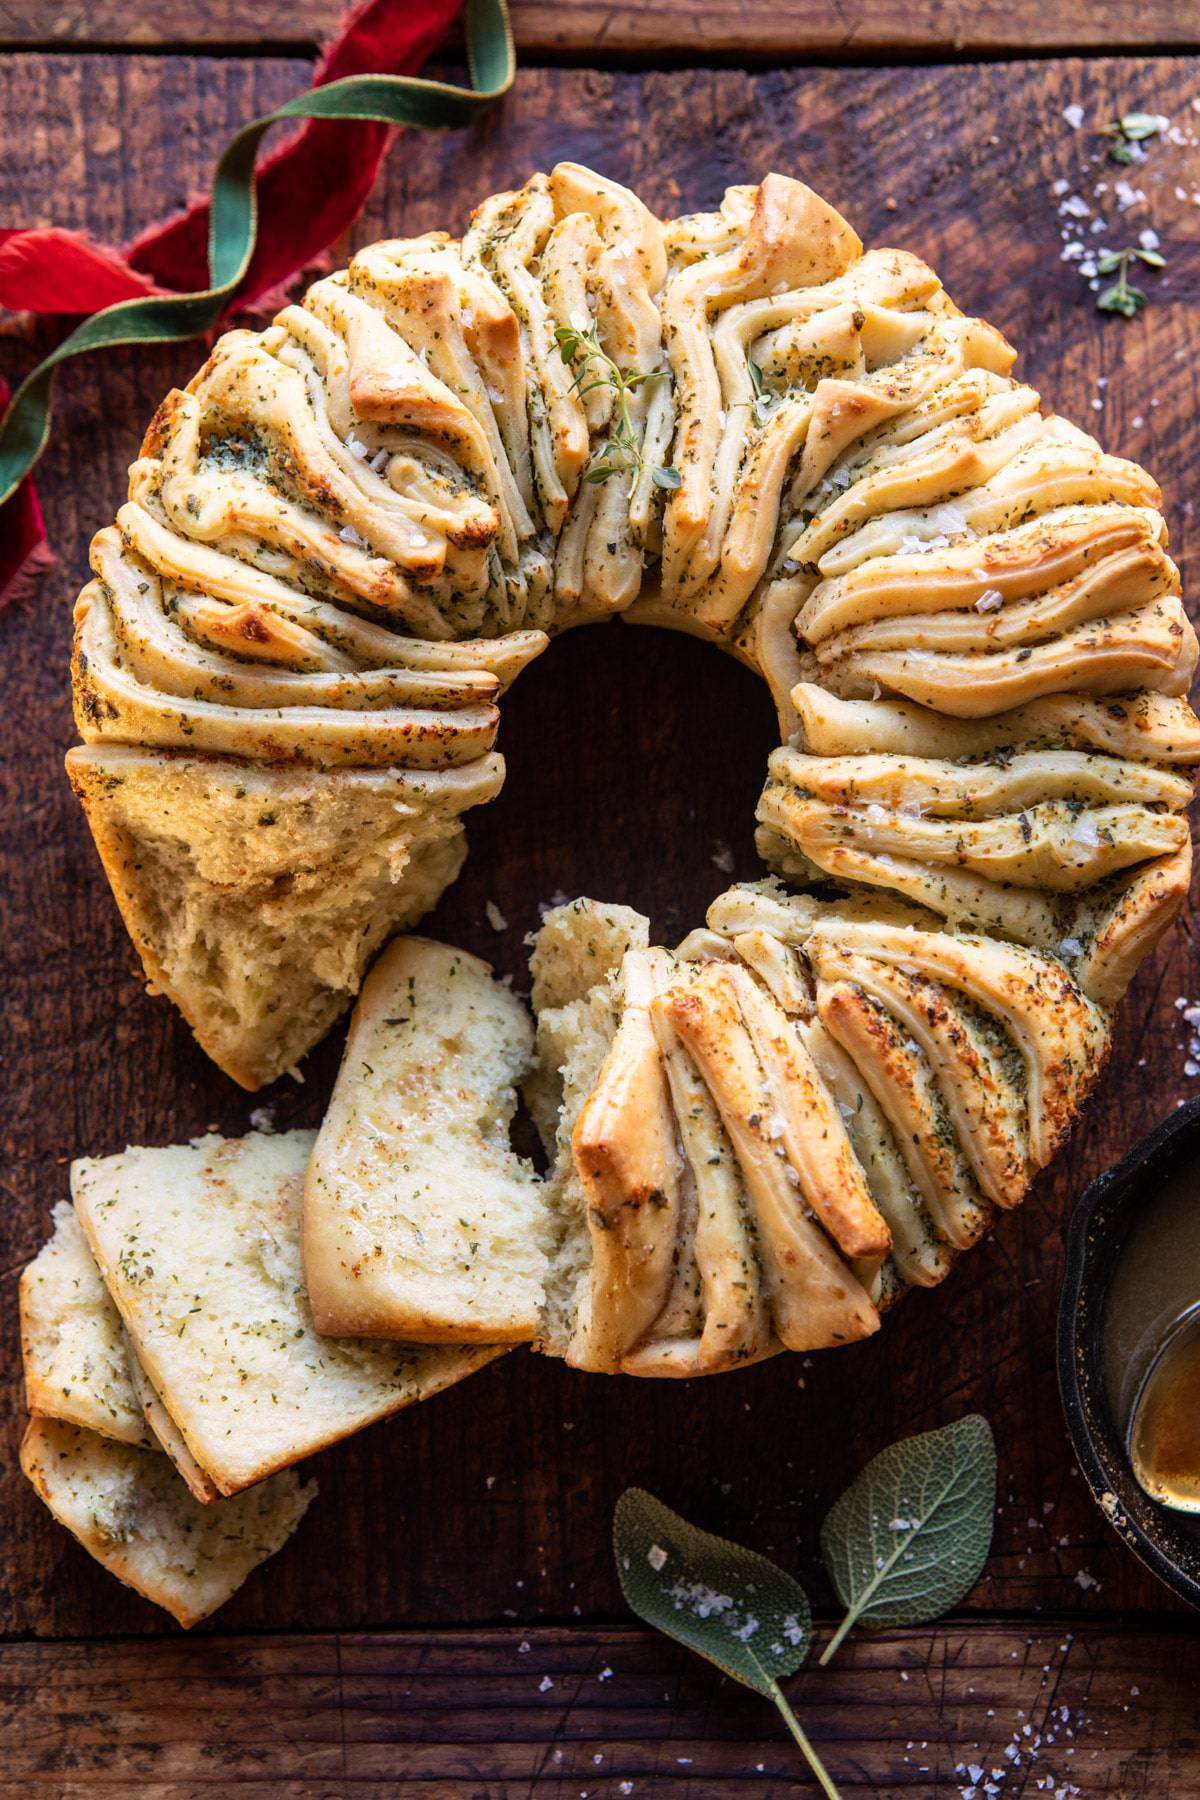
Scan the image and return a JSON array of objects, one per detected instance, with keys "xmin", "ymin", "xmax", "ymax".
[
  {"xmin": 1101, "ymin": 111, "xmax": 1166, "ymax": 163},
  {"xmin": 1095, "ymin": 244, "xmax": 1167, "ymax": 318},
  {"xmin": 553, "ymin": 322, "xmax": 679, "ymax": 496}
]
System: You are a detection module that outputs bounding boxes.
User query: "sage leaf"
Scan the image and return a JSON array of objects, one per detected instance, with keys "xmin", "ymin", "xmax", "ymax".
[
  {"xmin": 614, "ymin": 1489, "xmax": 843, "ymax": 1799},
  {"xmin": 818, "ymin": 1415, "xmax": 996, "ymax": 1665},
  {"xmin": 614, "ymin": 1487, "xmax": 811, "ymax": 1694}
]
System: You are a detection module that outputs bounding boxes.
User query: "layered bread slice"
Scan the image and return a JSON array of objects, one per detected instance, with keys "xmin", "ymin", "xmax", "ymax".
[
  {"xmin": 20, "ymin": 1201, "xmax": 154, "ymax": 1447},
  {"xmin": 71, "ymin": 1129, "xmax": 503, "ymax": 1494},
  {"xmin": 21, "ymin": 1417, "xmax": 314, "ymax": 1629},
  {"xmin": 305, "ymin": 938, "xmax": 549, "ymax": 1342}
]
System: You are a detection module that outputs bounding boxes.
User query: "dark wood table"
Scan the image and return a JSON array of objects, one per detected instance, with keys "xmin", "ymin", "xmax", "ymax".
[{"xmin": 3, "ymin": 6, "xmax": 1200, "ymax": 1791}]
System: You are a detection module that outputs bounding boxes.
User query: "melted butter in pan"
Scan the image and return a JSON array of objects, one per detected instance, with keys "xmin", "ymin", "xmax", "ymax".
[{"xmin": 1103, "ymin": 1161, "xmax": 1200, "ymax": 1518}]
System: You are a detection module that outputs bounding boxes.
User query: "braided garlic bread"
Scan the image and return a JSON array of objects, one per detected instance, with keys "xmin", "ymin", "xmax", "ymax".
[{"xmin": 68, "ymin": 162, "xmax": 1196, "ymax": 1142}]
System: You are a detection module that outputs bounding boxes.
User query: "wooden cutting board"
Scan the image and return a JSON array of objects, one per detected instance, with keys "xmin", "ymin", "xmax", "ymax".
[{"xmin": 2, "ymin": 21, "xmax": 1200, "ymax": 1791}]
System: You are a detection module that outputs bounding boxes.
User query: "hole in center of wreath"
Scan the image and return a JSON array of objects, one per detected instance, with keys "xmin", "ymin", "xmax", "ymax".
[
  {"xmin": 432, "ymin": 617, "xmax": 781, "ymax": 966},
  {"xmin": 249, "ymin": 619, "xmax": 779, "ymax": 1137},
  {"xmin": 430, "ymin": 618, "xmax": 780, "ymax": 1171}
]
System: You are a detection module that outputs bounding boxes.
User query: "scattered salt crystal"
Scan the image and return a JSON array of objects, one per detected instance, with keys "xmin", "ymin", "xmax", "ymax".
[
  {"xmin": 647, "ymin": 1543, "xmax": 668, "ymax": 1572},
  {"xmin": 1062, "ymin": 103, "xmax": 1085, "ymax": 129},
  {"xmin": 975, "ymin": 588, "xmax": 1003, "ymax": 613},
  {"xmin": 518, "ymin": 1640, "xmax": 530, "ymax": 1654},
  {"xmin": 538, "ymin": 1675, "xmax": 554, "ymax": 1692},
  {"xmin": 346, "ymin": 436, "xmax": 370, "ymax": 459},
  {"xmin": 249, "ymin": 1105, "xmax": 276, "ymax": 1133},
  {"xmin": 711, "ymin": 840, "xmax": 735, "ymax": 874},
  {"xmin": 598, "ymin": 1667, "xmax": 613, "ymax": 1681},
  {"xmin": 1074, "ymin": 1568, "xmax": 1099, "ymax": 1590},
  {"xmin": 1140, "ymin": 227, "xmax": 1161, "ymax": 251},
  {"xmin": 485, "ymin": 900, "xmax": 508, "ymax": 932},
  {"xmin": 338, "ymin": 524, "xmax": 364, "ymax": 546}
]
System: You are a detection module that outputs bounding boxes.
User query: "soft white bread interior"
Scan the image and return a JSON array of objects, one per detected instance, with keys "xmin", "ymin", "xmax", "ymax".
[
  {"xmin": 20, "ymin": 1416, "xmax": 314, "ymax": 1629},
  {"xmin": 526, "ymin": 901, "xmax": 651, "ymax": 1358},
  {"xmin": 20, "ymin": 1202, "xmax": 154, "ymax": 1447},
  {"xmin": 304, "ymin": 938, "xmax": 548, "ymax": 1342},
  {"xmin": 121, "ymin": 1330, "xmax": 222, "ymax": 1504},
  {"xmin": 67, "ymin": 745, "xmax": 504, "ymax": 1090},
  {"xmin": 71, "ymin": 1129, "xmax": 503, "ymax": 1494}
]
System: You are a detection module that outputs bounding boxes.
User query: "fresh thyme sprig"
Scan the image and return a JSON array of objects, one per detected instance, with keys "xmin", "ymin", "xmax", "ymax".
[
  {"xmin": 1100, "ymin": 111, "xmax": 1165, "ymax": 164},
  {"xmin": 1095, "ymin": 244, "xmax": 1167, "ymax": 318},
  {"xmin": 553, "ymin": 321, "xmax": 680, "ymax": 495},
  {"xmin": 746, "ymin": 356, "xmax": 780, "ymax": 426}
]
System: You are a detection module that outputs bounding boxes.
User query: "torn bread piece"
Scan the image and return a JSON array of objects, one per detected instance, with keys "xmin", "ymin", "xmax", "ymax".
[
  {"xmin": 305, "ymin": 938, "xmax": 549, "ymax": 1342},
  {"xmin": 21, "ymin": 1417, "xmax": 314, "ymax": 1628},
  {"xmin": 67, "ymin": 745, "xmax": 504, "ymax": 1090},
  {"xmin": 527, "ymin": 900, "xmax": 883, "ymax": 1375},
  {"xmin": 72, "ymin": 1129, "xmax": 503, "ymax": 1494},
  {"xmin": 20, "ymin": 1202, "xmax": 153, "ymax": 1448}
]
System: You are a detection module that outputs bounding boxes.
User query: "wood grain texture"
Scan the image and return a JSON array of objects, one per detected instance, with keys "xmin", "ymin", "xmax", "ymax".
[
  {"xmin": 2, "ymin": 54, "xmax": 1200, "ymax": 1661},
  {"xmin": 1, "ymin": 0, "xmax": 1199, "ymax": 54},
  {"xmin": 2, "ymin": 1620, "xmax": 1197, "ymax": 1793}
]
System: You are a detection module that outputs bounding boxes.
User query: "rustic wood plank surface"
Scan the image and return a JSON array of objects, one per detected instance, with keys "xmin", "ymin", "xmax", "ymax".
[
  {"xmin": 4, "ymin": 48, "xmax": 1200, "ymax": 1638},
  {"xmin": 3, "ymin": 1620, "xmax": 1197, "ymax": 1793},
  {"xmin": 3, "ymin": 40, "xmax": 1200, "ymax": 1790},
  {"xmin": 2, "ymin": 0, "xmax": 1199, "ymax": 55}
]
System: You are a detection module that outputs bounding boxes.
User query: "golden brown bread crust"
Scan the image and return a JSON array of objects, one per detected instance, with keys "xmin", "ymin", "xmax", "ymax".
[{"xmin": 64, "ymin": 163, "xmax": 1198, "ymax": 1368}]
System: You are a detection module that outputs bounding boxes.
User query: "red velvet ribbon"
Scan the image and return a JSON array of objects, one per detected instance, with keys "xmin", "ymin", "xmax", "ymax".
[{"xmin": 0, "ymin": 0, "xmax": 464, "ymax": 604}]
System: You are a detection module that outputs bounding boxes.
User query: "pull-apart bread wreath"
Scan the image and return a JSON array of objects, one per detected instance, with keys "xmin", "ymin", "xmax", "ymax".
[{"xmin": 64, "ymin": 164, "xmax": 1199, "ymax": 1375}]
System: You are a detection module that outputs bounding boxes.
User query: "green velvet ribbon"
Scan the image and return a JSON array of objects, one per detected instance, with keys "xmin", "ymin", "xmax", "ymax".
[{"xmin": 0, "ymin": 0, "xmax": 514, "ymax": 508}]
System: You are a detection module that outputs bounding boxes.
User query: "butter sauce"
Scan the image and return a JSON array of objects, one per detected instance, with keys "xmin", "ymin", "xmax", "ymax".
[{"xmin": 1102, "ymin": 1159, "xmax": 1200, "ymax": 1519}]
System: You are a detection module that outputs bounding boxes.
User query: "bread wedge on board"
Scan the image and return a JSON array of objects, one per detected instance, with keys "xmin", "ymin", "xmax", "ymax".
[
  {"xmin": 305, "ymin": 938, "xmax": 549, "ymax": 1342},
  {"xmin": 71, "ymin": 1129, "xmax": 504, "ymax": 1494},
  {"xmin": 21, "ymin": 1416, "xmax": 314, "ymax": 1628}
]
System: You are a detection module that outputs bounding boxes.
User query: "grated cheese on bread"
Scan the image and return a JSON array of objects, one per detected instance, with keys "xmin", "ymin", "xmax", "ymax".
[
  {"xmin": 71, "ymin": 1129, "xmax": 504, "ymax": 1494},
  {"xmin": 21, "ymin": 1416, "xmax": 314, "ymax": 1628},
  {"xmin": 305, "ymin": 938, "xmax": 549, "ymax": 1342}
]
